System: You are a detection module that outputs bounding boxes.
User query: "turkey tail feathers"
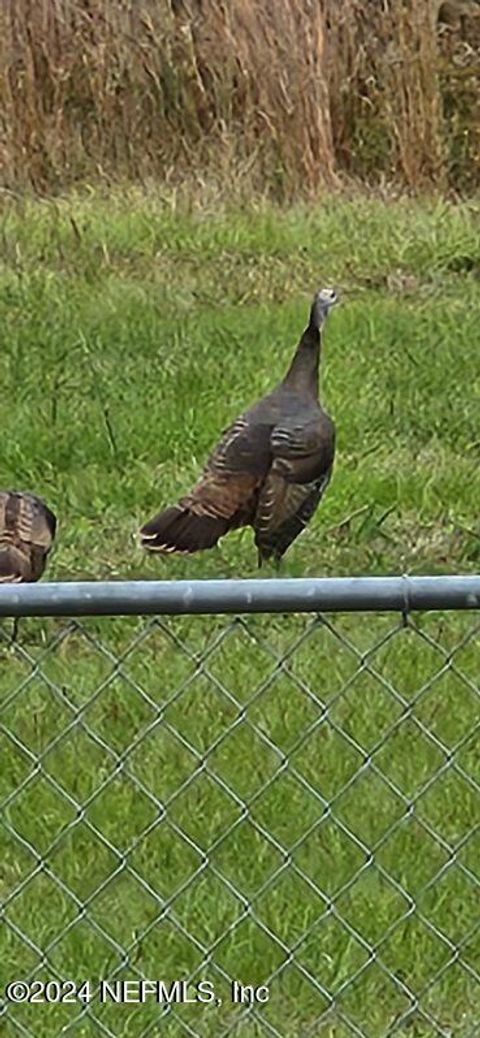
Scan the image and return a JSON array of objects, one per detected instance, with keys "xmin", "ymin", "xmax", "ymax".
[{"xmin": 139, "ymin": 506, "xmax": 229, "ymax": 555}]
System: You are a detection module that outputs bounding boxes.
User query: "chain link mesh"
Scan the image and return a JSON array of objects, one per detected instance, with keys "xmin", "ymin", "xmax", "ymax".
[{"xmin": 0, "ymin": 608, "xmax": 479, "ymax": 1038}]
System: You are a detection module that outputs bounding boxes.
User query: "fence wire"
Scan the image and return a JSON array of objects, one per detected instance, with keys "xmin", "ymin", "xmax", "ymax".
[{"xmin": 0, "ymin": 587, "xmax": 479, "ymax": 1038}]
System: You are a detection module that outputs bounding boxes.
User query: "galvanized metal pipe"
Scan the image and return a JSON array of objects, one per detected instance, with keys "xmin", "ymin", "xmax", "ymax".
[{"xmin": 0, "ymin": 576, "xmax": 479, "ymax": 617}]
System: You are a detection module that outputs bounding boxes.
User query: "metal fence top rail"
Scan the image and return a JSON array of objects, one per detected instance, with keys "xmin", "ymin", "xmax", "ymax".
[{"xmin": 0, "ymin": 575, "xmax": 479, "ymax": 617}]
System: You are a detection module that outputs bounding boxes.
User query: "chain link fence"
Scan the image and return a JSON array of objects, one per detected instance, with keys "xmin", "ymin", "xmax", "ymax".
[{"xmin": 1, "ymin": 578, "xmax": 479, "ymax": 1038}]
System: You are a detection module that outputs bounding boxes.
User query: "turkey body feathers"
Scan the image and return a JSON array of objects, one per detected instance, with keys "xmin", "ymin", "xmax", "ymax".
[
  {"xmin": 140, "ymin": 288, "xmax": 338, "ymax": 564},
  {"xmin": 0, "ymin": 491, "xmax": 57, "ymax": 582},
  {"xmin": 254, "ymin": 407, "xmax": 335, "ymax": 564}
]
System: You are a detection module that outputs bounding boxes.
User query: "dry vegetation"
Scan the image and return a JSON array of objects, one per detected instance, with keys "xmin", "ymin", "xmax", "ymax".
[{"xmin": 0, "ymin": 0, "xmax": 479, "ymax": 197}]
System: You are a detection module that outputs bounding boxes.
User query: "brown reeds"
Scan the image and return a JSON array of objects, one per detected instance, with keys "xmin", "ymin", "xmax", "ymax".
[{"xmin": 0, "ymin": 0, "xmax": 478, "ymax": 197}]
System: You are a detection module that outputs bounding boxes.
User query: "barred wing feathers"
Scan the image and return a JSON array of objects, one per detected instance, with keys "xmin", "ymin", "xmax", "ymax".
[
  {"xmin": 254, "ymin": 416, "xmax": 335, "ymax": 564},
  {"xmin": 140, "ymin": 416, "xmax": 269, "ymax": 555},
  {"xmin": 0, "ymin": 491, "xmax": 57, "ymax": 583}
]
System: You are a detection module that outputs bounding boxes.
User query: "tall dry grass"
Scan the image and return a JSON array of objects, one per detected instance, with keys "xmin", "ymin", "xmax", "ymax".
[{"xmin": 0, "ymin": 0, "xmax": 478, "ymax": 196}]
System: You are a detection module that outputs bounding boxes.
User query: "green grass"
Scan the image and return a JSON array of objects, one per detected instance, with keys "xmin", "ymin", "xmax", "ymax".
[{"xmin": 0, "ymin": 189, "xmax": 479, "ymax": 1037}]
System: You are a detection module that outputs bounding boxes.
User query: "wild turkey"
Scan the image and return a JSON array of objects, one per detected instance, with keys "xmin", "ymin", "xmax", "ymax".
[
  {"xmin": 140, "ymin": 288, "xmax": 338, "ymax": 565},
  {"xmin": 0, "ymin": 491, "xmax": 57, "ymax": 583}
]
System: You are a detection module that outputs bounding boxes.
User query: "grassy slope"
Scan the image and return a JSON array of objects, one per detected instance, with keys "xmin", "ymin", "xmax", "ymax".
[{"xmin": 0, "ymin": 190, "xmax": 479, "ymax": 1037}]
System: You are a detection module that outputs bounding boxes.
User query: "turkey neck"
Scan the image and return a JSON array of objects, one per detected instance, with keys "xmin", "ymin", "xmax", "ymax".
[{"xmin": 282, "ymin": 324, "xmax": 322, "ymax": 400}]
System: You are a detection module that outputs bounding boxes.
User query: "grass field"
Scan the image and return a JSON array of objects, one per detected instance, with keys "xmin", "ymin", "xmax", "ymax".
[{"xmin": 0, "ymin": 190, "xmax": 479, "ymax": 1037}]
